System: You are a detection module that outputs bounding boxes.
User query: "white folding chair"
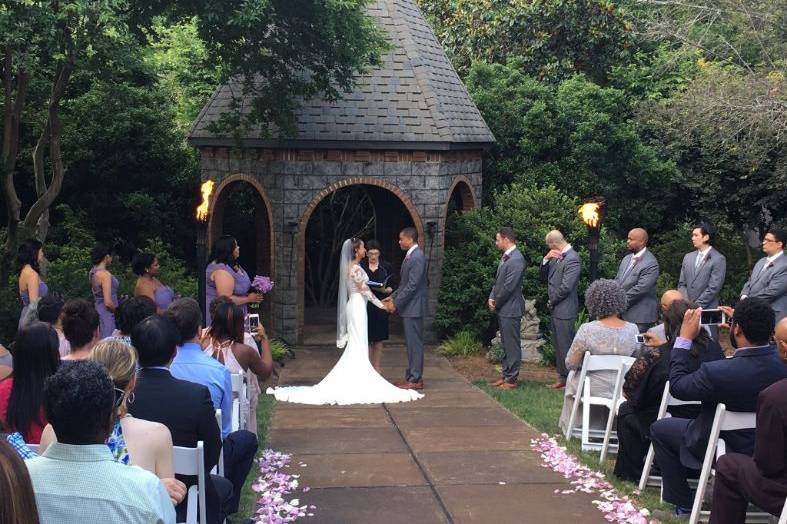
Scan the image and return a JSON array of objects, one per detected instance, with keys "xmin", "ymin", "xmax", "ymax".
[
  {"xmin": 599, "ymin": 357, "xmax": 636, "ymax": 463},
  {"xmin": 230, "ymin": 373, "xmax": 245, "ymax": 432},
  {"xmin": 564, "ymin": 352, "xmax": 635, "ymax": 452},
  {"xmin": 638, "ymin": 381, "xmax": 701, "ymax": 491},
  {"xmin": 778, "ymin": 497, "xmax": 787, "ymax": 524},
  {"xmin": 690, "ymin": 403, "xmax": 764, "ymax": 524},
  {"xmin": 173, "ymin": 441, "xmax": 206, "ymax": 524},
  {"xmin": 214, "ymin": 409, "xmax": 225, "ymax": 477},
  {"xmin": 26, "ymin": 443, "xmax": 40, "ymax": 455}
]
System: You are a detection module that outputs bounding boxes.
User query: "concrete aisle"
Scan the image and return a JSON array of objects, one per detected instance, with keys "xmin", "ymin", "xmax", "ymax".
[{"xmin": 268, "ymin": 345, "xmax": 606, "ymax": 524}]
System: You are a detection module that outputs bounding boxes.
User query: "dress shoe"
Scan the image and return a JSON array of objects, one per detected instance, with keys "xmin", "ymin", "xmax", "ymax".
[
  {"xmin": 652, "ymin": 509, "xmax": 689, "ymax": 521},
  {"xmin": 391, "ymin": 378, "xmax": 408, "ymax": 387},
  {"xmin": 544, "ymin": 382, "xmax": 565, "ymax": 390},
  {"xmin": 488, "ymin": 378, "xmax": 506, "ymax": 387},
  {"xmin": 399, "ymin": 381, "xmax": 424, "ymax": 390},
  {"xmin": 497, "ymin": 381, "xmax": 519, "ymax": 390}
]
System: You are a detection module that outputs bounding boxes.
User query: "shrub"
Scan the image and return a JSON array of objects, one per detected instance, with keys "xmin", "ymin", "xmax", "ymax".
[
  {"xmin": 268, "ymin": 338, "xmax": 290, "ymax": 362},
  {"xmin": 437, "ymin": 331, "xmax": 484, "ymax": 357},
  {"xmin": 486, "ymin": 342, "xmax": 504, "ymax": 364}
]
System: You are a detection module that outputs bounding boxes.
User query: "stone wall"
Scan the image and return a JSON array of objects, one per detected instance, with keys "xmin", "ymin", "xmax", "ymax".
[{"xmin": 200, "ymin": 147, "xmax": 483, "ymax": 344}]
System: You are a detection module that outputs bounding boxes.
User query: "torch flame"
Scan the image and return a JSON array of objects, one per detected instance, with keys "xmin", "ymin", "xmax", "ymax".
[
  {"xmin": 196, "ymin": 180, "xmax": 214, "ymax": 222},
  {"xmin": 579, "ymin": 202, "xmax": 601, "ymax": 228}
]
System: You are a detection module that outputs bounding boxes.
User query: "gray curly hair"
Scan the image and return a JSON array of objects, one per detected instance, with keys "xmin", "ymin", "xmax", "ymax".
[{"xmin": 584, "ymin": 279, "xmax": 628, "ymax": 319}]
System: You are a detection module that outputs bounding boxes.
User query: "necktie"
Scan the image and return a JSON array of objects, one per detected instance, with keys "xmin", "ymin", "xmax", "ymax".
[
  {"xmin": 623, "ymin": 256, "xmax": 638, "ymax": 277},
  {"xmin": 695, "ymin": 252, "xmax": 704, "ymax": 270},
  {"xmin": 502, "ymin": 254, "xmax": 510, "ymax": 263}
]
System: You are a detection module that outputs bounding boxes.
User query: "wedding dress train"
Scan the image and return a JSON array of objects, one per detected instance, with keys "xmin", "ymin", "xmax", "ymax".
[{"xmin": 267, "ymin": 253, "xmax": 423, "ymax": 405}]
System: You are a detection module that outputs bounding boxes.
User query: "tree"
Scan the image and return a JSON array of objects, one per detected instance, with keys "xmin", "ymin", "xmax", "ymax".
[
  {"xmin": 0, "ymin": 0, "xmax": 386, "ymax": 281},
  {"xmin": 417, "ymin": 0, "xmax": 633, "ymax": 83}
]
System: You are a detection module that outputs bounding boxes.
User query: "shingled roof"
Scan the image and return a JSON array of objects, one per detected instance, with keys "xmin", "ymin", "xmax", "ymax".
[{"xmin": 188, "ymin": 0, "xmax": 495, "ymax": 150}]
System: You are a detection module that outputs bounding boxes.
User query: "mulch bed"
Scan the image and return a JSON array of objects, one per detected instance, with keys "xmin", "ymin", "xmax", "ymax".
[{"xmin": 447, "ymin": 354, "xmax": 556, "ymax": 384}]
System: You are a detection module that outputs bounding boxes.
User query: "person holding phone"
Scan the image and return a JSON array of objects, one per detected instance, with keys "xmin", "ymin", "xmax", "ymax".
[
  {"xmin": 677, "ymin": 222, "xmax": 726, "ymax": 338},
  {"xmin": 361, "ymin": 239, "xmax": 393, "ymax": 373}
]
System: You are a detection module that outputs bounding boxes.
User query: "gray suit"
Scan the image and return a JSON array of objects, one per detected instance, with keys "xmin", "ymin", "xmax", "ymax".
[
  {"xmin": 391, "ymin": 246, "xmax": 428, "ymax": 383},
  {"xmin": 615, "ymin": 249, "xmax": 660, "ymax": 330},
  {"xmin": 677, "ymin": 247, "xmax": 726, "ymax": 308},
  {"xmin": 540, "ymin": 247, "xmax": 581, "ymax": 381},
  {"xmin": 489, "ymin": 248, "xmax": 526, "ymax": 383},
  {"xmin": 740, "ymin": 252, "xmax": 787, "ymax": 321}
]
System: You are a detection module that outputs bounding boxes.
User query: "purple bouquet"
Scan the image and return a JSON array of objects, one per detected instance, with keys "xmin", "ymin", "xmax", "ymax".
[{"xmin": 252, "ymin": 275, "xmax": 275, "ymax": 294}]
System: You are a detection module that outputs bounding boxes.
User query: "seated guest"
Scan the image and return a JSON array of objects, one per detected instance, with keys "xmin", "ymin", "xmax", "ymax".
[
  {"xmin": 558, "ymin": 279, "xmax": 640, "ymax": 433},
  {"xmin": 613, "ymin": 299, "xmax": 724, "ymax": 481},
  {"xmin": 128, "ymin": 315, "xmax": 231, "ymax": 524},
  {"xmin": 0, "ymin": 322, "xmax": 60, "ymax": 443},
  {"xmin": 651, "ymin": 297, "xmax": 787, "ymax": 520},
  {"xmin": 203, "ymin": 299, "xmax": 274, "ymax": 434},
  {"xmin": 709, "ymin": 316, "xmax": 787, "ymax": 523},
  {"xmin": 0, "ymin": 438, "xmax": 40, "ymax": 521},
  {"xmin": 113, "ymin": 295, "xmax": 157, "ymax": 346},
  {"xmin": 26, "ymin": 360, "xmax": 175, "ymax": 523},
  {"xmin": 0, "ymin": 343, "xmax": 11, "ymax": 381},
  {"xmin": 39, "ymin": 338, "xmax": 176, "ymax": 479},
  {"xmin": 166, "ymin": 298, "xmax": 258, "ymax": 515},
  {"xmin": 38, "ymin": 293, "xmax": 70, "ymax": 357},
  {"xmin": 643, "ymin": 289, "xmax": 683, "ymax": 346},
  {"xmin": 61, "ymin": 298, "xmax": 100, "ymax": 360}
]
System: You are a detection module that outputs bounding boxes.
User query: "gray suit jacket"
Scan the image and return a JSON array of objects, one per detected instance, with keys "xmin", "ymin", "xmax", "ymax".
[
  {"xmin": 540, "ymin": 248, "xmax": 581, "ymax": 319},
  {"xmin": 489, "ymin": 248, "xmax": 526, "ymax": 318},
  {"xmin": 391, "ymin": 247, "xmax": 428, "ymax": 318},
  {"xmin": 615, "ymin": 249, "xmax": 660, "ymax": 324},
  {"xmin": 677, "ymin": 247, "xmax": 726, "ymax": 308},
  {"xmin": 741, "ymin": 253, "xmax": 787, "ymax": 321}
]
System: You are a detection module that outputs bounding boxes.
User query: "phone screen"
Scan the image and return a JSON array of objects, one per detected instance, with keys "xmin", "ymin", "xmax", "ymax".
[
  {"xmin": 700, "ymin": 309, "xmax": 723, "ymax": 325},
  {"xmin": 248, "ymin": 314, "xmax": 260, "ymax": 329},
  {"xmin": 635, "ymin": 334, "xmax": 645, "ymax": 344}
]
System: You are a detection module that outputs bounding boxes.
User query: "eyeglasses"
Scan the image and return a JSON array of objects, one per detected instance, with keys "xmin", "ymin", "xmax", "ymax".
[{"xmin": 763, "ymin": 238, "xmax": 776, "ymax": 243}]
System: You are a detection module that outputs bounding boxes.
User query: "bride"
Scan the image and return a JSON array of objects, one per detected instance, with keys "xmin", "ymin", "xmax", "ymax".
[{"xmin": 267, "ymin": 238, "xmax": 423, "ymax": 405}]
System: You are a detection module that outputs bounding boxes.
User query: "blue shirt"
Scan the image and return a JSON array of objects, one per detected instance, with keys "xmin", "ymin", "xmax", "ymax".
[{"xmin": 170, "ymin": 342, "xmax": 232, "ymax": 438}]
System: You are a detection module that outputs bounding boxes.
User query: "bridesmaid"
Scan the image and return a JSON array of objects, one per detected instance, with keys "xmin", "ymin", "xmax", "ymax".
[
  {"xmin": 132, "ymin": 252, "xmax": 174, "ymax": 313},
  {"xmin": 205, "ymin": 235, "xmax": 262, "ymax": 325},
  {"xmin": 17, "ymin": 239, "xmax": 49, "ymax": 329},
  {"xmin": 89, "ymin": 243, "xmax": 119, "ymax": 339}
]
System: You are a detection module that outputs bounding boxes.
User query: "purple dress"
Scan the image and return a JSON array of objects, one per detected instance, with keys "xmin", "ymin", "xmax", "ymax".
[
  {"xmin": 154, "ymin": 285, "xmax": 175, "ymax": 311},
  {"xmin": 205, "ymin": 262, "xmax": 251, "ymax": 325},
  {"xmin": 19, "ymin": 280, "xmax": 49, "ymax": 329},
  {"xmin": 90, "ymin": 267, "xmax": 119, "ymax": 339}
]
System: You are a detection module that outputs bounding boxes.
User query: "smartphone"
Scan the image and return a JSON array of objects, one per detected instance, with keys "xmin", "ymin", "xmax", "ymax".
[
  {"xmin": 635, "ymin": 334, "xmax": 646, "ymax": 344},
  {"xmin": 700, "ymin": 309, "xmax": 725, "ymax": 325},
  {"xmin": 248, "ymin": 313, "xmax": 260, "ymax": 330}
]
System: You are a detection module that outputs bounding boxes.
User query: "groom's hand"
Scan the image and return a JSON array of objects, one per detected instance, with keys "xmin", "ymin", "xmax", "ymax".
[{"xmin": 487, "ymin": 298, "xmax": 496, "ymax": 311}]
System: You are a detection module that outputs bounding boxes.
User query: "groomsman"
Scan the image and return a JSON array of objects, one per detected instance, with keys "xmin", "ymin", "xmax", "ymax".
[
  {"xmin": 741, "ymin": 227, "xmax": 787, "ymax": 321},
  {"xmin": 615, "ymin": 228, "xmax": 659, "ymax": 332},
  {"xmin": 488, "ymin": 227, "xmax": 526, "ymax": 389},
  {"xmin": 540, "ymin": 230, "xmax": 580, "ymax": 390},
  {"xmin": 678, "ymin": 222, "xmax": 726, "ymax": 337}
]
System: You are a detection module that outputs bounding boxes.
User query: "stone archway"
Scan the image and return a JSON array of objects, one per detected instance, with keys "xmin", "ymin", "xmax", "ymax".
[
  {"xmin": 296, "ymin": 178, "xmax": 424, "ymax": 344},
  {"xmin": 445, "ymin": 175, "xmax": 478, "ymax": 216},
  {"xmin": 207, "ymin": 174, "xmax": 275, "ymax": 319}
]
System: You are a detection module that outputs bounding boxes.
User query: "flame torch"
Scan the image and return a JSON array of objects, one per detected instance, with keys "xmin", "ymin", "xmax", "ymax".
[
  {"xmin": 196, "ymin": 179, "xmax": 214, "ymax": 325},
  {"xmin": 579, "ymin": 200, "xmax": 604, "ymax": 283}
]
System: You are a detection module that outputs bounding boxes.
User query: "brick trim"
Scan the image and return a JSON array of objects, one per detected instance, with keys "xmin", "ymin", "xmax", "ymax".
[
  {"xmin": 206, "ymin": 174, "xmax": 275, "ymax": 309},
  {"xmin": 296, "ymin": 177, "xmax": 425, "ymax": 343}
]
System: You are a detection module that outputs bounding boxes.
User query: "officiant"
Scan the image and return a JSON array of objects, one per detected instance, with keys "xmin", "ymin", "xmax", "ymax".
[{"xmin": 362, "ymin": 240, "xmax": 393, "ymax": 373}]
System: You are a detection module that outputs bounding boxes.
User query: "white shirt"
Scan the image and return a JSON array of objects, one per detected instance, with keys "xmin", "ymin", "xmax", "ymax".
[
  {"xmin": 504, "ymin": 245, "xmax": 517, "ymax": 257},
  {"xmin": 767, "ymin": 250, "xmax": 784, "ymax": 264},
  {"xmin": 633, "ymin": 247, "xmax": 647, "ymax": 259},
  {"xmin": 695, "ymin": 246, "xmax": 712, "ymax": 268},
  {"xmin": 406, "ymin": 244, "xmax": 419, "ymax": 257}
]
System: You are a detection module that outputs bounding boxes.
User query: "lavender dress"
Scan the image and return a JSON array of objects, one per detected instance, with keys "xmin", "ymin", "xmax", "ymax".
[
  {"xmin": 205, "ymin": 262, "xmax": 251, "ymax": 325},
  {"xmin": 154, "ymin": 285, "xmax": 175, "ymax": 311},
  {"xmin": 19, "ymin": 280, "xmax": 49, "ymax": 329},
  {"xmin": 90, "ymin": 267, "xmax": 119, "ymax": 338}
]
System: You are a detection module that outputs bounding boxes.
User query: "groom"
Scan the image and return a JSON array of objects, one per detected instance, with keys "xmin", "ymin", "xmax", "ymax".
[{"xmin": 383, "ymin": 227, "xmax": 427, "ymax": 390}]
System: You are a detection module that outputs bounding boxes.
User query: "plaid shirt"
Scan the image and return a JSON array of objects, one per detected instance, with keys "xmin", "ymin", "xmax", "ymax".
[{"xmin": 5, "ymin": 431, "xmax": 37, "ymax": 460}]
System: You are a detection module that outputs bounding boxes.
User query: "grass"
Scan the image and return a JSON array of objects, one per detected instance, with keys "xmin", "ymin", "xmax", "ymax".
[
  {"xmin": 228, "ymin": 391, "xmax": 276, "ymax": 523},
  {"xmin": 436, "ymin": 331, "xmax": 484, "ymax": 357},
  {"xmin": 476, "ymin": 380, "xmax": 684, "ymax": 524}
]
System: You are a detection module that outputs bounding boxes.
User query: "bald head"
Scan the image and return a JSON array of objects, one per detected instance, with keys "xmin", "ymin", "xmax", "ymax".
[
  {"xmin": 545, "ymin": 230, "xmax": 566, "ymax": 249},
  {"xmin": 627, "ymin": 228, "xmax": 649, "ymax": 252},
  {"xmin": 661, "ymin": 289, "xmax": 682, "ymax": 309},
  {"xmin": 776, "ymin": 317, "xmax": 787, "ymax": 361}
]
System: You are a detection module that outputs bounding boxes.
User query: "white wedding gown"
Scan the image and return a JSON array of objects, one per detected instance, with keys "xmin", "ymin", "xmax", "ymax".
[{"xmin": 266, "ymin": 264, "xmax": 423, "ymax": 405}]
